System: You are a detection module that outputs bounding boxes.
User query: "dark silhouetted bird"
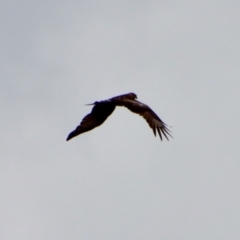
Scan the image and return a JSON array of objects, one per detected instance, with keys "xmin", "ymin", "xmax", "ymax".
[{"xmin": 66, "ymin": 93, "xmax": 172, "ymax": 141}]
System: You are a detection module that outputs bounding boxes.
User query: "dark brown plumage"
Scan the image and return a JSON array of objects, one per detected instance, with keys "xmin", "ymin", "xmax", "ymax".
[{"xmin": 66, "ymin": 93, "xmax": 172, "ymax": 141}]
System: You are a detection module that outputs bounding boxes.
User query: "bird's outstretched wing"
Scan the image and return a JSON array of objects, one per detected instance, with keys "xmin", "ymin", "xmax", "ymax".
[
  {"xmin": 118, "ymin": 99, "xmax": 172, "ymax": 141},
  {"xmin": 66, "ymin": 113, "xmax": 99, "ymax": 141},
  {"xmin": 66, "ymin": 102, "xmax": 115, "ymax": 141}
]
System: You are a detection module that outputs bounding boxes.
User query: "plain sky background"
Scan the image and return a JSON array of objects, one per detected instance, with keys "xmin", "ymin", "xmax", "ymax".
[{"xmin": 1, "ymin": 0, "xmax": 240, "ymax": 239}]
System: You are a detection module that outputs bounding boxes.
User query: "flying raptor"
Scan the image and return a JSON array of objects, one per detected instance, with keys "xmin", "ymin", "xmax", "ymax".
[{"xmin": 66, "ymin": 93, "xmax": 172, "ymax": 141}]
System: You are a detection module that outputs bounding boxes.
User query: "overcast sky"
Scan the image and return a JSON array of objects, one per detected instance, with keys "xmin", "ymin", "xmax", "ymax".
[{"xmin": 1, "ymin": 0, "xmax": 240, "ymax": 239}]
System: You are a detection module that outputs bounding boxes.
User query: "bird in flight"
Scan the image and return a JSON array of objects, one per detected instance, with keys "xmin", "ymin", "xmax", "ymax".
[{"xmin": 66, "ymin": 93, "xmax": 172, "ymax": 141}]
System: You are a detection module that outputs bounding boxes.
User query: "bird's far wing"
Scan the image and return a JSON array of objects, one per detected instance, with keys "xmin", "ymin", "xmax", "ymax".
[
  {"xmin": 121, "ymin": 100, "xmax": 172, "ymax": 141},
  {"xmin": 66, "ymin": 113, "xmax": 100, "ymax": 141}
]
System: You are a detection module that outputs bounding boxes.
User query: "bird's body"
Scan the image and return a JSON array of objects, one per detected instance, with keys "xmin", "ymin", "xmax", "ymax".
[{"xmin": 66, "ymin": 93, "xmax": 172, "ymax": 141}]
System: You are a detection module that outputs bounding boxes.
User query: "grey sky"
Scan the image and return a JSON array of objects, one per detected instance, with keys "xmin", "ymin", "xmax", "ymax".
[{"xmin": 1, "ymin": 0, "xmax": 240, "ymax": 239}]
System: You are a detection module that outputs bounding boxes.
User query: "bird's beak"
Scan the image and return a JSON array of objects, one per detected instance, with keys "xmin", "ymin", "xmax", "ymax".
[{"xmin": 85, "ymin": 103, "xmax": 94, "ymax": 106}]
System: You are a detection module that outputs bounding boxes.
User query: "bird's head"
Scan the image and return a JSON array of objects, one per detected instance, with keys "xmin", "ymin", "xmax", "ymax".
[{"xmin": 128, "ymin": 92, "xmax": 137, "ymax": 100}]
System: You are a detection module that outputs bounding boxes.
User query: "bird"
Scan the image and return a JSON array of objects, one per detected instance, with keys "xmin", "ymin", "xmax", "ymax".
[{"xmin": 66, "ymin": 92, "xmax": 172, "ymax": 141}]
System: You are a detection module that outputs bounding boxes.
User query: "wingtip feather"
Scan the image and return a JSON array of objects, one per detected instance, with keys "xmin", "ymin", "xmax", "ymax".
[{"xmin": 157, "ymin": 128, "xmax": 163, "ymax": 141}]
